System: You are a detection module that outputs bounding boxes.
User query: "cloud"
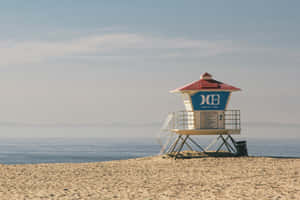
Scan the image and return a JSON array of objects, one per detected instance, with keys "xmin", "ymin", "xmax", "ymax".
[{"xmin": 0, "ymin": 33, "xmax": 235, "ymax": 66}]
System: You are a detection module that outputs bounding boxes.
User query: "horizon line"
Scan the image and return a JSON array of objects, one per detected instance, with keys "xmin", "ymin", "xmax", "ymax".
[{"xmin": 0, "ymin": 121, "xmax": 299, "ymax": 128}]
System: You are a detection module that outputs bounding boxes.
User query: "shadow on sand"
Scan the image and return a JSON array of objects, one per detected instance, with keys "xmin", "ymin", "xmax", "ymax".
[
  {"xmin": 163, "ymin": 151, "xmax": 300, "ymax": 160},
  {"xmin": 164, "ymin": 151, "xmax": 238, "ymax": 159}
]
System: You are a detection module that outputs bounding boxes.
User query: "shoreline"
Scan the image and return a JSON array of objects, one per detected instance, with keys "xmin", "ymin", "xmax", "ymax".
[
  {"xmin": 0, "ymin": 156, "xmax": 300, "ymax": 199},
  {"xmin": 2, "ymin": 154, "xmax": 300, "ymax": 166}
]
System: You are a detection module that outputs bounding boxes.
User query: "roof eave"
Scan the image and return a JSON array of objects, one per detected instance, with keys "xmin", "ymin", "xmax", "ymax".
[
  {"xmin": 169, "ymin": 89, "xmax": 181, "ymax": 93},
  {"xmin": 170, "ymin": 88, "xmax": 241, "ymax": 93}
]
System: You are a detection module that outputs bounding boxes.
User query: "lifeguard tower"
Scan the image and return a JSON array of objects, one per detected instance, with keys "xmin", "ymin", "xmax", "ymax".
[{"xmin": 159, "ymin": 72, "xmax": 246, "ymax": 157}]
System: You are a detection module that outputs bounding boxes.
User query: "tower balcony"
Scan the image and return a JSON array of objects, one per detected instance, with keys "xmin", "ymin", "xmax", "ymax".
[{"xmin": 165, "ymin": 110, "xmax": 241, "ymax": 135}]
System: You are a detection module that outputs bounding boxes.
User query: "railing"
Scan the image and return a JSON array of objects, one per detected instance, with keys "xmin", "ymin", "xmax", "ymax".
[
  {"xmin": 224, "ymin": 110, "xmax": 241, "ymax": 130},
  {"xmin": 163, "ymin": 110, "xmax": 240, "ymax": 131}
]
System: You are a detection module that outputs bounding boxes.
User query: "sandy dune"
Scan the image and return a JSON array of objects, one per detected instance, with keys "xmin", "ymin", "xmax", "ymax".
[{"xmin": 0, "ymin": 156, "xmax": 300, "ymax": 200}]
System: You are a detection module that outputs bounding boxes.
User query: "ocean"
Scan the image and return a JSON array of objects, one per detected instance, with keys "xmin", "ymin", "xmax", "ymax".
[
  {"xmin": 0, "ymin": 137, "xmax": 159, "ymax": 165},
  {"xmin": 0, "ymin": 126, "xmax": 299, "ymax": 165}
]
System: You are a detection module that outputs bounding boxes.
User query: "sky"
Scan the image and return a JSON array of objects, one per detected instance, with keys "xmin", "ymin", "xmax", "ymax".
[{"xmin": 0, "ymin": 1, "xmax": 300, "ymax": 137}]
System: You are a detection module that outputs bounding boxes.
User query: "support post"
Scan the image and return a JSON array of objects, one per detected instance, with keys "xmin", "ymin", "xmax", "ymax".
[
  {"xmin": 175, "ymin": 135, "xmax": 189, "ymax": 153},
  {"xmin": 175, "ymin": 135, "xmax": 189, "ymax": 158},
  {"xmin": 188, "ymin": 137, "xmax": 206, "ymax": 152},
  {"xmin": 216, "ymin": 135, "xmax": 236, "ymax": 153},
  {"xmin": 167, "ymin": 135, "xmax": 182, "ymax": 153},
  {"xmin": 180, "ymin": 137, "xmax": 194, "ymax": 151}
]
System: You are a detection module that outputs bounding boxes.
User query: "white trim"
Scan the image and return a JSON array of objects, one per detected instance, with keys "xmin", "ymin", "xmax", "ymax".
[{"xmin": 225, "ymin": 92, "xmax": 232, "ymax": 110}]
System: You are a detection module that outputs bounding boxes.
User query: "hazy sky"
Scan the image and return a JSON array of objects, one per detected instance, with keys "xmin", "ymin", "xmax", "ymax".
[{"xmin": 1, "ymin": 1, "xmax": 300, "ymax": 135}]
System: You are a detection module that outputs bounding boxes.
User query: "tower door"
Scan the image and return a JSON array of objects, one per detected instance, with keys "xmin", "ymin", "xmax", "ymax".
[
  {"xmin": 193, "ymin": 111, "xmax": 225, "ymax": 129},
  {"xmin": 200, "ymin": 112, "xmax": 218, "ymax": 129},
  {"xmin": 197, "ymin": 111, "xmax": 225, "ymax": 129}
]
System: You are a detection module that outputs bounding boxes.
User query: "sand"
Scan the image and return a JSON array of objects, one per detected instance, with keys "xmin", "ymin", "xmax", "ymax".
[{"xmin": 0, "ymin": 156, "xmax": 300, "ymax": 200}]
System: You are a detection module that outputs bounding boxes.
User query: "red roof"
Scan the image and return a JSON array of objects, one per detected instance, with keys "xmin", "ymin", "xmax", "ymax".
[{"xmin": 171, "ymin": 72, "xmax": 241, "ymax": 92}]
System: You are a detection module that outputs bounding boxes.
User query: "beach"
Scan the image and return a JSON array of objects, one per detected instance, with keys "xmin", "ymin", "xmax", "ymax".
[{"xmin": 0, "ymin": 156, "xmax": 299, "ymax": 200}]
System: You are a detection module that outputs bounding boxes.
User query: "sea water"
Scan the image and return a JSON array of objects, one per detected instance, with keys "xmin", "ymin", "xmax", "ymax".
[
  {"xmin": 0, "ymin": 125, "xmax": 299, "ymax": 164},
  {"xmin": 0, "ymin": 137, "xmax": 160, "ymax": 164}
]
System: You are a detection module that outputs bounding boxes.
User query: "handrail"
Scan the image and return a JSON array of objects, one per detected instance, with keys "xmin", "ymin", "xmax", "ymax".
[{"xmin": 167, "ymin": 110, "xmax": 240, "ymax": 131}]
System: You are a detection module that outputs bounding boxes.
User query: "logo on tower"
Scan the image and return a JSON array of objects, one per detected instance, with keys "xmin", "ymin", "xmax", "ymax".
[
  {"xmin": 200, "ymin": 94, "xmax": 220, "ymax": 105},
  {"xmin": 191, "ymin": 91, "xmax": 230, "ymax": 110}
]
